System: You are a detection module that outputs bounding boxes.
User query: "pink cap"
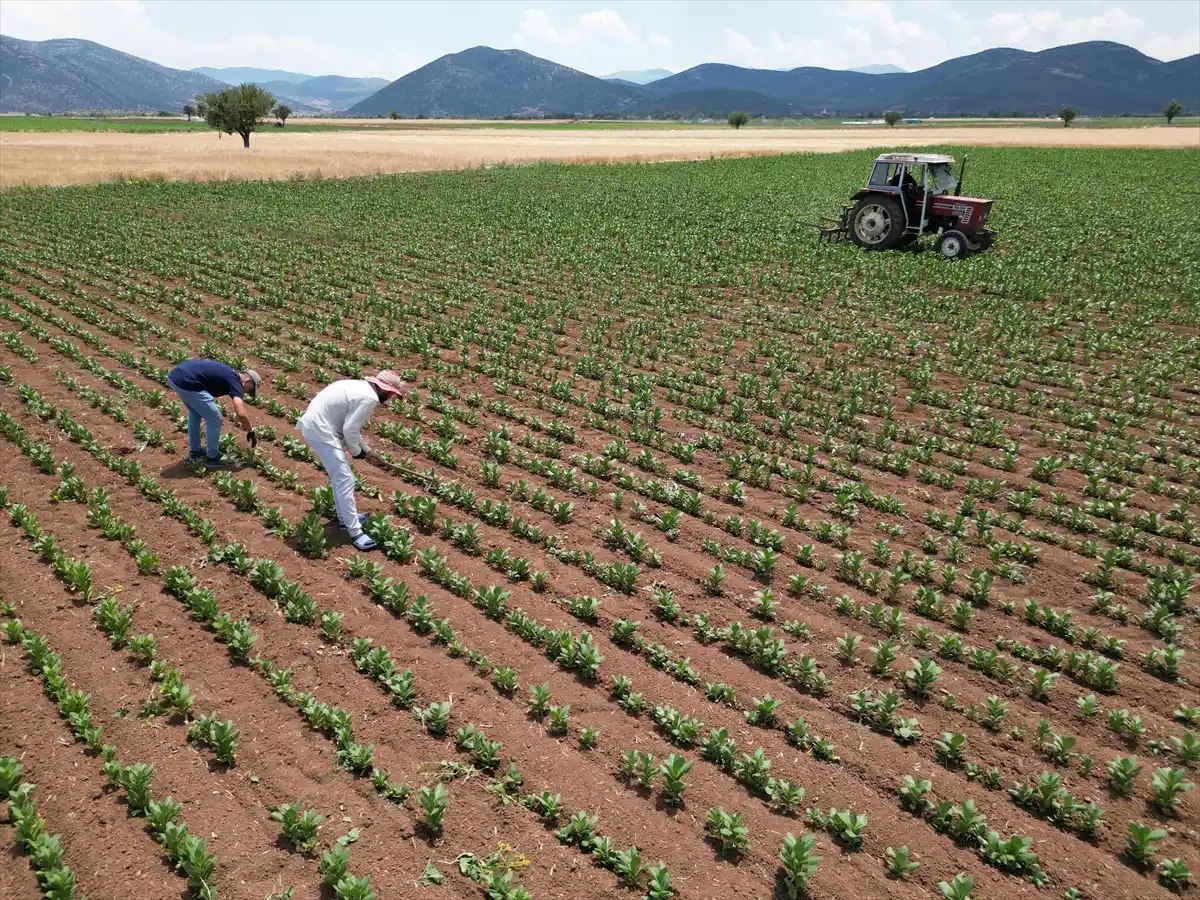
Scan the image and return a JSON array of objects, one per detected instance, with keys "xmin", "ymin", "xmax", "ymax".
[{"xmin": 365, "ymin": 370, "xmax": 406, "ymax": 397}]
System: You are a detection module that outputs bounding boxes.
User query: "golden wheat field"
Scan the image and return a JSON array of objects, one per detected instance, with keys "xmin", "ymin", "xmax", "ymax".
[{"xmin": 1, "ymin": 124, "xmax": 1196, "ymax": 187}]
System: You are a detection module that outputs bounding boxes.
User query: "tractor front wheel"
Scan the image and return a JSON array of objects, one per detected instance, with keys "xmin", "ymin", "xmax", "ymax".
[
  {"xmin": 937, "ymin": 230, "xmax": 970, "ymax": 260},
  {"xmin": 849, "ymin": 197, "xmax": 904, "ymax": 250}
]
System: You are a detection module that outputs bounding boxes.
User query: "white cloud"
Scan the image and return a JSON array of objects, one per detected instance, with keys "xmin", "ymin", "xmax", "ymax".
[
  {"xmin": 1, "ymin": 0, "xmax": 170, "ymax": 50},
  {"xmin": 719, "ymin": 1, "xmax": 979, "ymax": 72},
  {"xmin": 1141, "ymin": 32, "xmax": 1200, "ymax": 63},
  {"xmin": 720, "ymin": 27, "xmax": 760, "ymax": 66},
  {"xmin": 712, "ymin": 1, "xmax": 1197, "ymax": 73},
  {"xmin": 514, "ymin": 9, "xmax": 561, "ymax": 44},
  {"xmin": 720, "ymin": 27, "xmax": 839, "ymax": 70},
  {"xmin": 833, "ymin": 1, "xmax": 980, "ymax": 70},
  {"xmin": 514, "ymin": 7, "xmax": 670, "ymax": 73},
  {"xmin": 768, "ymin": 33, "xmax": 844, "ymax": 69},
  {"xmin": 578, "ymin": 9, "xmax": 636, "ymax": 45},
  {"xmin": 981, "ymin": 6, "xmax": 1197, "ymax": 60},
  {"xmin": 0, "ymin": 0, "xmax": 413, "ymax": 79},
  {"xmin": 984, "ymin": 7, "xmax": 1141, "ymax": 47}
]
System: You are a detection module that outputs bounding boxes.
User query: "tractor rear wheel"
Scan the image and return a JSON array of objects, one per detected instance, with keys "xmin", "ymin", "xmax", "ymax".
[
  {"xmin": 850, "ymin": 197, "xmax": 904, "ymax": 250},
  {"xmin": 937, "ymin": 230, "xmax": 969, "ymax": 260}
]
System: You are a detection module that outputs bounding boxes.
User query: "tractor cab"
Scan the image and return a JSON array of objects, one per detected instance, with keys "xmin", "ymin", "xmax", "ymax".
[
  {"xmin": 867, "ymin": 154, "xmax": 958, "ymax": 208},
  {"xmin": 819, "ymin": 152, "xmax": 998, "ymax": 258}
]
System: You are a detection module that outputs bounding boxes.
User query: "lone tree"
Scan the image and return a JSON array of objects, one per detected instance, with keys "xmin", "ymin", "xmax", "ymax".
[
  {"xmin": 884, "ymin": 110, "xmax": 903, "ymax": 127},
  {"xmin": 728, "ymin": 110, "xmax": 748, "ymax": 129},
  {"xmin": 1164, "ymin": 100, "xmax": 1182, "ymax": 124},
  {"xmin": 1060, "ymin": 106, "xmax": 1076, "ymax": 127},
  {"xmin": 274, "ymin": 104, "xmax": 292, "ymax": 126},
  {"xmin": 183, "ymin": 103, "xmax": 196, "ymax": 121},
  {"xmin": 196, "ymin": 83, "xmax": 276, "ymax": 148}
]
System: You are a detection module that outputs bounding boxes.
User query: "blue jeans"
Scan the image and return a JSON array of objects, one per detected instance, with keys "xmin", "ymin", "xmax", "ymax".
[{"xmin": 168, "ymin": 378, "xmax": 223, "ymax": 458}]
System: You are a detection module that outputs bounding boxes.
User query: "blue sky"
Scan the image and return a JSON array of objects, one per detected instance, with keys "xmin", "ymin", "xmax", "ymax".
[{"xmin": 2, "ymin": 0, "xmax": 1197, "ymax": 79}]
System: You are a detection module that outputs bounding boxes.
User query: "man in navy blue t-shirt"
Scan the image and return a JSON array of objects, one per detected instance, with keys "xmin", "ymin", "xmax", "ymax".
[{"xmin": 167, "ymin": 359, "xmax": 261, "ymax": 467}]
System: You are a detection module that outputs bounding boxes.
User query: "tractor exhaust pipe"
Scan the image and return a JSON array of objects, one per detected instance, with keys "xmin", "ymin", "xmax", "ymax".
[{"xmin": 955, "ymin": 154, "xmax": 969, "ymax": 196}]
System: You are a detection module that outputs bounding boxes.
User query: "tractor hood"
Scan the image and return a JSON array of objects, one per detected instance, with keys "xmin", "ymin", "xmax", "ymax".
[{"xmin": 930, "ymin": 196, "xmax": 993, "ymax": 228}]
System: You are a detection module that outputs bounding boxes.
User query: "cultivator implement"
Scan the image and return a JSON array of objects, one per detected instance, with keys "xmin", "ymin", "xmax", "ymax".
[{"xmin": 798, "ymin": 206, "xmax": 852, "ymax": 243}]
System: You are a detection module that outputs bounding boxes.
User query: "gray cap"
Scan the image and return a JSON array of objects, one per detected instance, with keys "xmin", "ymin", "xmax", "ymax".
[{"xmin": 244, "ymin": 369, "xmax": 261, "ymax": 397}]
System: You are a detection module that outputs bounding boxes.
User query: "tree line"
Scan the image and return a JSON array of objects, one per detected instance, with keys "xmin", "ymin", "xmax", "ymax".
[
  {"xmin": 183, "ymin": 87, "xmax": 1188, "ymax": 142},
  {"xmin": 724, "ymin": 102, "xmax": 1185, "ymax": 129}
]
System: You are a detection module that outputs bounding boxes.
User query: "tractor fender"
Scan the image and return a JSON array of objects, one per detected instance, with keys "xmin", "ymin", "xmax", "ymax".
[{"xmin": 849, "ymin": 187, "xmax": 897, "ymax": 203}]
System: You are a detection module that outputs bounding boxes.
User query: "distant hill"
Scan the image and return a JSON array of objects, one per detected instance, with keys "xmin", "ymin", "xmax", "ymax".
[
  {"xmin": 636, "ymin": 87, "xmax": 791, "ymax": 118},
  {"xmin": 193, "ymin": 66, "xmax": 313, "ymax": 84},
  {"xmin": 0, "ymin": 34, "xmax": 228, "ymax": 114},
  {"xmin": 4, "ymin": 35, "xmax": 1194, "ymax": 119},
  {"xmin": 640, "ymin": 42, "xmax": 1198, "ymax": 115},
  {"xmin": 601, "ymin": 68, "xmax": 672, "ymax": 85},
  {"xmin": 194, "ymin": 66, "xmax": 388, "ymax": 112},
  {"xmin": 272, "ymin": 75, "xmax": 390, "ymax": 112},
  {"xmin": 851, "ymin": 64, "xmax": 906, "ymax": 75},
  {"xmin": 348, "ymin": 46, "xmax": 641, "ymax": 117},
  {"xmin": 347, "ymin": 41, "xmax": 1194, "ymax": 119}
]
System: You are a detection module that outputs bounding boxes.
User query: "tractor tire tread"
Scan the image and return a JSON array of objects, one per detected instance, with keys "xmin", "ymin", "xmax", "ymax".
[{"xmin": 849, "ymin": 196, "xmax": 905, "ymax": 251}]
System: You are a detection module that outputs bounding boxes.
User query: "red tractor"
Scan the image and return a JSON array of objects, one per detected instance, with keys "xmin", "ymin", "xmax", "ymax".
[{"xmin": 816, "ymin": 153, "xmax": 997, "ymax": 259}]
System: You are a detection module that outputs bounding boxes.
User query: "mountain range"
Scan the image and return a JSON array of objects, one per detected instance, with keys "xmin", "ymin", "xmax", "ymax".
[
  {"xmin": 601, "ymin": 68, "xmax": 673, "ymax": 85},
  {"xmin": 637, "ymin": 42, "xmax": 1197, "ymax": 117},
  {"xmin": 0, "ymin": 36, "xmax": 389, "ymax": 114},
  {"xmin": 1, "ymin": 33, "xmax": 1195, "ymax": 118},
  {"xmin": 0, "ymin": 35, "xmax": 227, "ymax": 114},
  {"xmin": 193, "ymin": 66, "xmax": 389, "ymax": 112},
  {"xmin": 851, "ymin": 64, "xmax": 906, "ymax": 75},
  {"xmin": 348, "ymin": 42, "xmax": 1197, "ymax": 117},
  {"xmin": 193, "ymin": 66, "xmax": 312, "ymax": 84}
]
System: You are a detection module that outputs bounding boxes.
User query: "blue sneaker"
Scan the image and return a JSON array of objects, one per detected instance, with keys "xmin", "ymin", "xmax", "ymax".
[{"xmin": 351, "ymin": 533, "xmax": 377, "ymax": 552}]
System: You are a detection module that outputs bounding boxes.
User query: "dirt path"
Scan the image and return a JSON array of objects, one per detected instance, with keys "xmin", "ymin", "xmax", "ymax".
[{"xmin": 2, "ymin": 124, "xmax": 1196, "ymax": 187}]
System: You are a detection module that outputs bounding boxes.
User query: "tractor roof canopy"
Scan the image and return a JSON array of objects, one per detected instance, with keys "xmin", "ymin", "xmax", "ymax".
[{"xmin": 874, "ymin": 152, "xmax": 955, "ymax": 165}]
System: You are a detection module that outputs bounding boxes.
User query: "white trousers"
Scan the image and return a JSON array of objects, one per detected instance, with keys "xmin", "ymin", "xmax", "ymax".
[{"xmin": 306, "ymin": 438, "xmax": 362, "ymax": 538}]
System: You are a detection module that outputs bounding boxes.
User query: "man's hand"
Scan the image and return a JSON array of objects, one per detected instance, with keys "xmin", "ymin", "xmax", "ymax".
[
  {"xmin": 362, "ymin": 448, "xmax": 381, "ymax": 463},
  {"xmin": 246, "ymin": 429, "xmax": 258, "ymax": 448}
]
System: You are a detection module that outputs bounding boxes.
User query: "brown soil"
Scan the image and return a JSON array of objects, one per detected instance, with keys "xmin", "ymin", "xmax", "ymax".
[
  {"xmin": 0, "ymin": 362, "xmax": 1186, "ymax": 900},
  {"xmin": 0, "ymin": 233, "xmax": 1196, "ymax": 900}
]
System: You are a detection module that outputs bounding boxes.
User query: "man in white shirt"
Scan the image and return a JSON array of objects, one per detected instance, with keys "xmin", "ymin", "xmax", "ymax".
[{"xmin": 297, "ymin": 370, "xmax": 406, "ymax": 551}]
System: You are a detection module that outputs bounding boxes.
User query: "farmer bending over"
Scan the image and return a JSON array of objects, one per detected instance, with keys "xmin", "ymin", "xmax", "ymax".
[
  {"xmin": 297, "ymin": 370, "xmax": 406, "ymax": 551},
  {"xmin": 167, "ymin": 358, "xmax": 260, "ymax": 468}
]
